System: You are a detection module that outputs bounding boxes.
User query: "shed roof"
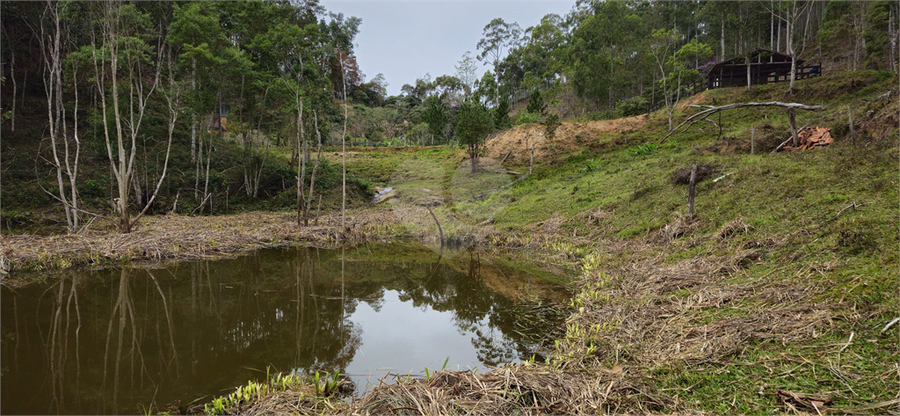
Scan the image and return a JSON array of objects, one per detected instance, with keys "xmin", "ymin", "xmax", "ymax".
[{"xmin": 707, "ymin": 48, "xmax": 804, "ymax": 76}]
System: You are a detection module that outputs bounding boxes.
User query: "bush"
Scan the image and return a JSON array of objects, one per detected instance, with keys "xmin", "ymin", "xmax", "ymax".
[
  {"xmin": 526, "ymin": 90, "xmax": 546, "ymax": 115},
  {"xmin": 494, "ymin": 99, "xmax": 512, "ymax": 129},
  {"xmin": 545, "ymin": 113, "xmax": 561, "ymax": 140},
  {"xmin": 515, "ymin": 112, "xmax": 542, "ymax": 125},
  {"xmin": 617, "ymin": 96, "xmax": 649, "ymax": 117}
]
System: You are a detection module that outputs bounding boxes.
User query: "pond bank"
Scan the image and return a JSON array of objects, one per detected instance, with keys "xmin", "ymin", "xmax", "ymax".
[{"xmin": 0, "ymin": 210, "xmax": 402, "ymax": 284}]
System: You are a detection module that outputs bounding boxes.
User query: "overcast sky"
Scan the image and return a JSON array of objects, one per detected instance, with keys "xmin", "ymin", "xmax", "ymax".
[{"xmin": 319, "ymin": 1, "xmax": 577, "ymax": 96}]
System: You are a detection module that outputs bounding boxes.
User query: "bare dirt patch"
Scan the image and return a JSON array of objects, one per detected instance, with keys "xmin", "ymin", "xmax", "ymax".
[{"xmin": 484, "ymin": 116, "xmax": 648, "ymax": 165}]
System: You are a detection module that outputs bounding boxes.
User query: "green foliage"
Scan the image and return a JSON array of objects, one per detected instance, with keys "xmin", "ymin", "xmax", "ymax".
[
  {"xmin": 544, "ymin": 112, "xmax": 561, "ymax": 140},
  {"xmin": 455, "ymin": 100, "xmax": 494, "ymax": 168},
  {"xmin": 204, "ymin": 372, "xmax": 309, "ymax": 415},
  {"xmin": 515, "ymin": 112, "xmax": 541, "ymax": 125},
  {"xmin": 313, "ymin": 371, "xmax": 342, "ymax": 396},
  {"xmin": 863, "ymin": 1, "xmax": 898, "ymax": 70},
  {"xmin": 616, "ymin": 96, "xmax": 649, "ymax": 117},
  {"xmin": 422, "ymin": 95, "xmax": 449, "ymax": 143},
  {"xmin": 567, "ymin": 1, "xmax": 644, "ymax": 108},
  {"xmin": 664, "ymin": 38, "xmax": 713, "ymax": 90},
  {"xmin": 526, "ymin": 90, "xmax": 546, "ymax": 115},
  {"xmin": 626, "ymin": 143, "xmax": 658, "ymax": 156},
  {"xmin": 494, "ymin": 98, "xmax": 512, "ymax": 129}
]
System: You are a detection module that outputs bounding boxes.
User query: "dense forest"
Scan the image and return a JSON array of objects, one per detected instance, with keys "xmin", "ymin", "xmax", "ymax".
[{"xmin": 1, "ymin": 0, "xmax": 898, "ymax": 233}]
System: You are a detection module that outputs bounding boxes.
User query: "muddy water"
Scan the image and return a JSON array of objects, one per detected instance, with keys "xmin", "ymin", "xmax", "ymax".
[{"xmin": 0, "ymin": 244, "xmax": 568, "ymax": 415}]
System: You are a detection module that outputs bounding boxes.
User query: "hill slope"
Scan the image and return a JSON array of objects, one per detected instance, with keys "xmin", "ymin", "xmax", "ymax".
[{"xmin": 462, "ymin": 70, "xmax": 898, "ymax": 414}]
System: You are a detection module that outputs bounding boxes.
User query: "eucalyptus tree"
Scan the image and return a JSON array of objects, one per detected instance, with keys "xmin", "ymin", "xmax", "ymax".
[
  {"xmin": 766, "ymin": 0, "xmax": 813, "ymax": 94},
  {"xmin": 568, "ymin": 1, "xmax": 643, "ymax": 109},
  {"xmin": 818, "ymin": 1, "xmax": 869, "ymax": 72},
  {"xmin": 168, "ymin": 1, "xmax": 224, "ymax": 163},
  {"xmin": 455, "ymin": 51, "xmax": 479, "ymax": 99},
  {"xmin": 473, "ymin": 70, "xmax": 497, "ymax": 107},
  {"xmin": 651, "ymin": 30, "xmax": 712, "ymax": 131},
  {"xmin": 39, "ymin": 0, "xmax": 81, "ymax": 232},
  {"xmin": 89, "ymin": 1, "xmax": 164, "ymax": 232},
  {"xmin": 477, "ymin": 18, "xmax": 521, "ymax": 106},
  {"xmin": 499, "ymin": 13, "xmax": 567, "ymax": 101},
  {"xmin": 862, "ymin": 1, "xmax": 899, "ymax": 72}
]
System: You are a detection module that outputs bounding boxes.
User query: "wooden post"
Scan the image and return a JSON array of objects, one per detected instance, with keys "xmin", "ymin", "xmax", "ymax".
[
  {"xmin": 718, "ymin": 109, "xmax": 723, "ymax": 140},
  {"xmin": 788, "ymin": 107, "xmax": 799, "ymax": 147},
  {"xmin": 751, "ymin": 126, "xmax": 756, "ymax": 154},
  {"xmin": 529, "ymin": 144, "xmax": 534, "ymax": 175},
  {"xmin": 688, "ymin": 164, "xmax": 697, "ymax": 220}
]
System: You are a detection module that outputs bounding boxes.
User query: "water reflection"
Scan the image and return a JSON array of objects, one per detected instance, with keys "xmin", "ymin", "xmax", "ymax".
[{"xmin": 1, "ymin": 244, "xmax": 566, "ymax": 415}]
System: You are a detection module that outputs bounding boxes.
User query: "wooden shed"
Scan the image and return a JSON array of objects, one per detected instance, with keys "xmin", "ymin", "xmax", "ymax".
[{"xmin": 707, "ymin": 48, "xmax": 820, "ymax": 89}]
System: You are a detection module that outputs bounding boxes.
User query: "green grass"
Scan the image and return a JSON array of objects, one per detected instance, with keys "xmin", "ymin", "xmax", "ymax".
[{"xmin": 444, "ymin": 70, "xmax": 898, "ymax": 413}]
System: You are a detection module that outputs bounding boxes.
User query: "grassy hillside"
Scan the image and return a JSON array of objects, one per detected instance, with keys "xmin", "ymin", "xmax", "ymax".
[
  {"xmin": 485, "ymin": 71, "xmax": 898, "ymax": 413},
  {"xmin": 327, "ymin": 70, "xmax": 898, "ymax": 414}
]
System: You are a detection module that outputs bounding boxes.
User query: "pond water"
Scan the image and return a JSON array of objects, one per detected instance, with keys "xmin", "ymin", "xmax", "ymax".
[{"xmin": 0, "ymin": 244, "xmax": 568, "ymax": 415}]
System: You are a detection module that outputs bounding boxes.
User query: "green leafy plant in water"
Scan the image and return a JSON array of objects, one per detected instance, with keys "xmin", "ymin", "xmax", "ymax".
[
  {"xmin": 205, "ymin": 370, "xmax": 308, "ymax": 415},
  {"xmin": 313, "ymin": 371, "xmax": 342, "ymax": 396}
]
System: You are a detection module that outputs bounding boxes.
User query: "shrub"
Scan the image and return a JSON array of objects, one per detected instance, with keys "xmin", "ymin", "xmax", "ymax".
[
  {"xmin": 617, "ymin": 96, "xmax": 649, "ymax": 117},
  {"xmin": 515, "ymin": 112, "xmax": 541, "ymax": 125},
  {"xmin": 526, "ymin": 90, "xmax": 546, "ymax": 115},
  {"xmin": 545, "ymin": 113, "xmax": 561, "ymax": 140}
]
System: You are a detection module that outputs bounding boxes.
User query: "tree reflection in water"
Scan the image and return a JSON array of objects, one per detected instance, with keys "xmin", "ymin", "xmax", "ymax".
[{"xmin": 0, "ymin": 244, "xmax": 564, "ymax": 415}]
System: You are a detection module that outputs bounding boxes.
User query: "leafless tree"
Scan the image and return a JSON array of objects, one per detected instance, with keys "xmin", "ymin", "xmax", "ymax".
[
  {"xmin": 90, "ymin": 1, "xmax": 162, "ymax": 232},
  {"xmin": 767, "ymin": 0, "xmax": 813, "ymax": 94},
  {"xmin": 39, "ymin": 0, "xmax": 80, "ymax": 233}
]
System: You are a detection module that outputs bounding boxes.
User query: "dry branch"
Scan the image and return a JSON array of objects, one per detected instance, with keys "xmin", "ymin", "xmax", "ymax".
[{"xmin": 662, "ymin": 102, "xmax": 827, "ymax": 142}]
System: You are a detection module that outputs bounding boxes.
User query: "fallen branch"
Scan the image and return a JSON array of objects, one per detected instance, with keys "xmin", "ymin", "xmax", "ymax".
[
  {"xmin": 881, "ymin": 317, "xmax": 900, "ymax": 333},
  {"xmin": 425, "ymin": 206, "xmax": 444, "ymax": 245},
  {"xmin": 770, "ymin": 125, "xmax": 808, "ymax": 153},
  {"xmin": 473, "ymin": 173, "xmax": 530, "ymax": 200},
  {"xmin": 663, "ymin": 102, "xmax": 826, "ymax": 142},
  {"xmin": 771, "ymin": 136, "xmax": 793, "ymax": 154},
  {"xmin": 473, "ymin": 145, "xmax": 534, "ymax": 200},
  {"xmin": 828, "ymin": 201, "xmax": 868, "ymax": 222}
]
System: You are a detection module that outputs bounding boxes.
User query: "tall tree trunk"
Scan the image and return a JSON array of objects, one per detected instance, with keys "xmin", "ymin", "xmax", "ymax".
[
  {"xmin": 6, "ymin": 25, "xmax": 16, "ymax": 132},
  {"xmin": 190, "ymin": 58, "xmax": 196, "ymax": 162},
  {"xmin": 305, "ymin": 111, "xmax": 323, "ymax": 225},
  {"xmin": 296, "ymin": 92, "xmax": 305, "ymax": 225},
  {"xmin": 721, "ymin": 19, "xmax": 726, "ymax": 61},
  {"xmin": 341, "ymin": 59, "xmax": 348, "ymax": 229},
  {"xmin": 42, "ymin": 0, "xmax": 81, "ymax": 233},
  {"xmin": 747, "ymin": 56, "xmax": 752, "ymax": 90},
  {"xmin": 776, "ymin": 19, "xmax": 781, "ymax": 52}
]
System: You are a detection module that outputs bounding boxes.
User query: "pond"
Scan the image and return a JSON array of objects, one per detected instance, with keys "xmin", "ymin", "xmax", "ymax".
[{"xmin": 0, "ymin": 243, "xmax": 569, "ymax": 415}]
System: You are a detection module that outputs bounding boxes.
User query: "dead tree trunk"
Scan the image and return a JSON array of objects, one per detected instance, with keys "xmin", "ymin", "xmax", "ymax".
[
  {"xmin": 664, "ymin": 101, "xmax": 826, "ymax": 142},
  {"xmin": 788, "ymin": 107, "xmax": 798, "ymax": 147}
]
